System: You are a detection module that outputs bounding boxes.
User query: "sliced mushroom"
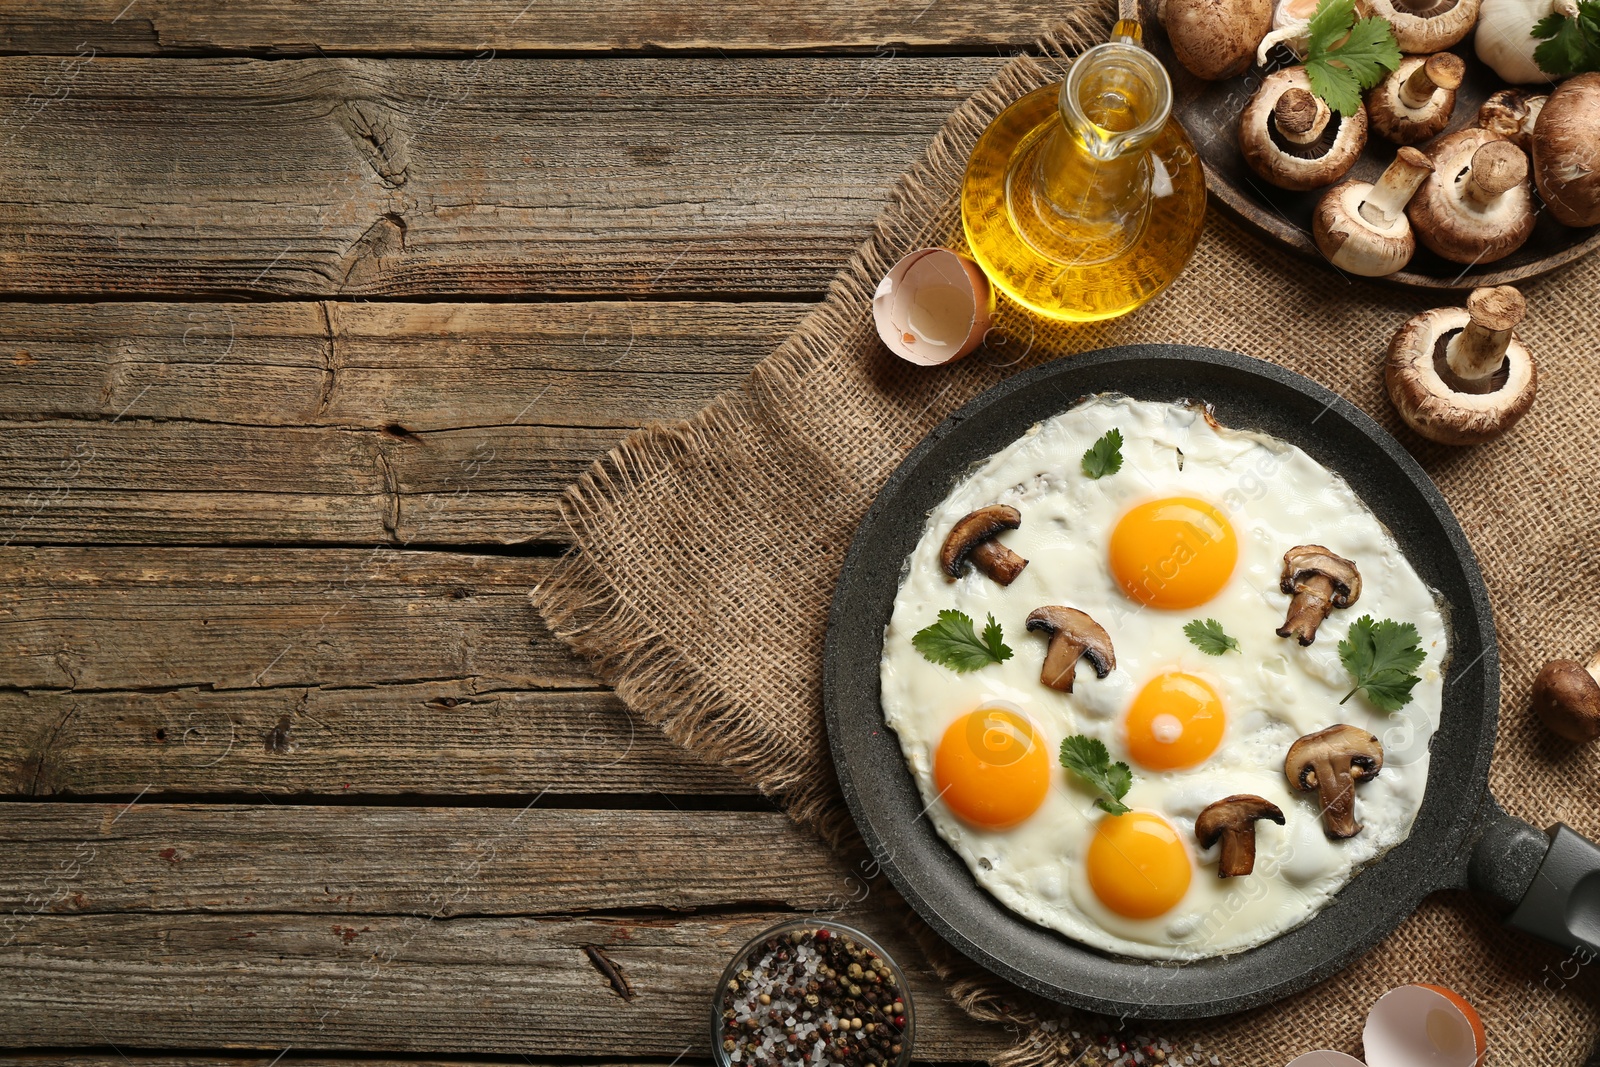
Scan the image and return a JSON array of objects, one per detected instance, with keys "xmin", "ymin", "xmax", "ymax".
[
  {"xmin": 1385, "ymin": 285, "xmax": 1537, "ymax": 445},
  {"xmin": 1366, "ymin": 0, "xmax": 1481, "ymax": 53},
  {"xmin": 1284, "ymin": 725, "xmax": 1384, "ymax": 839},
  {"xmin": 1366, "ymin": 53, "xmax": 1466, "ymax": 145},
  {"xmin": 1025, "ymin": 606, "xmax": 1115, "ymax": 693},
  {"xmin": 1159, "ymin": 0, "xmax": 1276, "ymax": 79},
  {"xmin": 939, "ymin": 505, "xmax": 1028, "ymax": 585},
  {"xmin": 1532, "ymin": 654, "xmax": 1600, "ymax": 743},
  {"xmin": 1276, "ymin": 546, "xmax": 1361, "ymax": 646},
  {"xmin": 1409, "ymin": 129, "xmax": 1536, "ymax": 265},
  {"xmin": 1478, "ymin": 88, "xmax": 1547, "ymax": 154},
  {"xmin": 1195, "ymin": 794, "xmax": 1286, "ymax": 877},
  {"xmin": 1532, "ymin": 73, "xmax": 1600, "ymax": 228},
  {"xmin": 1312, "ymin": 147, "xmax": 1435, "ymax": 277},
  {"xmin": 1240, "ymin": 68, "xmax": 1368, "ymax": 191}
]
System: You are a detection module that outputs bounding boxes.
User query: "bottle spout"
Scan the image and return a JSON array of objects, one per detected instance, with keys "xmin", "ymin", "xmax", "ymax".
[{"xmin": 1112, "ymin": 0, "xmax": 1144, "ymax": 44}]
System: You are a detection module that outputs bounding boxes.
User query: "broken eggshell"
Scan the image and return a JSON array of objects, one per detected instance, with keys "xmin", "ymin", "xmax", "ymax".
[
  {"xmin": 1284, "ymin": 983, "xmax": 1485, "ymax": 1067},
  {"xmin": 872, "ymin": 247, "xmax": 992, "ymax": 366}
]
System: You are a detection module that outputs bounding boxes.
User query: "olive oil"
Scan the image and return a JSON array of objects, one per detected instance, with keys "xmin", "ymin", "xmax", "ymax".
[{"xmin": 961, "ymin": 35, "xmax": 1206, "ymax": 323}]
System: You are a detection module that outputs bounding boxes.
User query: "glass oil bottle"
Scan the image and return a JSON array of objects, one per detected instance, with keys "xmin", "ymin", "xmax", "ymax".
[{"xmin": 961, "ymin": 23, "xmax": 1206, "ymax": 323}]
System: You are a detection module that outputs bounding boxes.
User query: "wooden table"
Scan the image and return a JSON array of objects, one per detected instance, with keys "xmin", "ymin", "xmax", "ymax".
[{"xmin": 0, "ymin": 3, "xmax": 1086, "ymax": 1064}]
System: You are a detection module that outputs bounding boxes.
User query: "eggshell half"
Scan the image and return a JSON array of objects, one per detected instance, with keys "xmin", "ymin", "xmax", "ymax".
[
  {"xmin": 1362, "ymin": 984, "xmax": 1486, "ymax": 1067},
  {"xmin": 872, "ymin": 248, "xmax": 992, "ymax": 366}
]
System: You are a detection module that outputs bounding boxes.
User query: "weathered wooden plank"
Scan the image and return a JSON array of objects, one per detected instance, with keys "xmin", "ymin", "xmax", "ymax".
[
  {"xmin": 0, "ymin": 910, "xmax": 1010, "ymax": 1058},
  {"xmin": 0, "ymin": 683, "xmax": 750, "ymax": 797},
  {"xmin": 0, "ymin": 805, "xmax": 842, "ymax": 915},
  {"xmin": 0, "ymin": 57, "xmax": 1000, "ymax": 297},
  {"xmin": 0, "ymin": 547, "xmax": 592, "ymax": 691},
  {"xmin": 0, "ymin": 1, "xmax": 1056, "ymax": 55},
  {"xmin": 0, "ymin": 300, "xmax": 792, "ymax": 546}
]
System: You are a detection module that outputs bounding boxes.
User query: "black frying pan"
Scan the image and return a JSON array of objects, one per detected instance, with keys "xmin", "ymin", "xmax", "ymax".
[{"xmin": 824, "ymin": 344, "xmax": 1600, "ymax": 1022}]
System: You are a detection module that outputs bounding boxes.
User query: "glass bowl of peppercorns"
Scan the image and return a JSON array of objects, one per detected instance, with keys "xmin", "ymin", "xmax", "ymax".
[{"xmin": 711, "ymin": 919, "xmax": 915, "ymax": 1067}]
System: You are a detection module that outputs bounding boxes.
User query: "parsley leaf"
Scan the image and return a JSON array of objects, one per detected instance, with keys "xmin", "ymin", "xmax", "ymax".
[
  {"xmin": 1337, "ymin": 615, "xmax": 1426, "ymax": 712},
  {"xmin": 1059, "ymin": 734, "xmax": 1134, "ymax": 816},
  {"xmin": 1303, "ymin": 0, "xmax": 1402, "ymax": 116},
  {"xmin": 1082, "ymin": 428, "xmax": 1124, "ymax": 479},
  {"xmin": 1184, "ymin": 618, "xmax": 1240, "ymax": 656},
  {"xmin": 1535, "ymin": 0, "xmax": 1600, "ymax": 77},
  {"xmin": 912, "ymin": 610, "xmax": 1013, "ymax": 672}
]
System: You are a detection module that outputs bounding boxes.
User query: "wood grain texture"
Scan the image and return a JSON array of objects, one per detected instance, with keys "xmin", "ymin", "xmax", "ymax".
[
  {"xmin": 0, "ymin": 301, "xmax": 794, "ymax": 546},
  {"xmin": 0, "ymin": 0, "xmax": 1054, "ymax": 55},
  {"xmin": 0, "ymin": 910, "xmax": 1009, "ymax": 1058},
  {"xmin": 0, "ymin": 805, "xmax": 842, "ymax": 915},
  {"xmin": 0, "ymin": 547, "xmax": 591, "ymax": 691},
  {"xmin": 0, "ymin": 56, "xmax": 1000, "ymax": 297},
  {"xmin": 0, "ymin": 684, "xmax": 750, "ymax": 797}
]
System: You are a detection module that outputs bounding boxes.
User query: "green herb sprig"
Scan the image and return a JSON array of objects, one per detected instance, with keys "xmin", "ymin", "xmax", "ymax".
[
  {"xmin": 912, "ymin": 610, "xmax": 1012, "ymax": 673},
  {"xmin": 1082, "ymin": 428, "xmax": 1124, "ymax": 479},
  {"xmin": 1303, "ymin": 0, "xmax": 1402, "ymax": 116},
  {"xmin": 1059, "ymin": 735, "xmax": 1134, "ymax": 816},
  {"xmin": 1184, "ymin": 618, "xmax": 1240, "ymax": 656},
  {"xmin": 1338, "ymin": 615, "xmax": 1425, "ymax": 711},
  {"xmin": 1535, "ymin": 0, "xmax": 1600, "ymax": 77}
]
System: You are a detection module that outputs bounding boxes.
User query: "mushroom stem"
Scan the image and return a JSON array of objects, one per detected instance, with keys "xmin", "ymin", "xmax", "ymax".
[
  {"xmin": 1399, "ymin": 52, "xmax": 1465, "ymax": 110},
  {"xmin": 969, "ymin": 540, "xmax": 1028, "ymax": 585},
  {"xmin": 1309, "ymin": 757, "xmax": 1362, "ymax": 838},
  {"xmin": 1360, "ymin": 147, "xmax": 1435, "ymax": 225},
  {"xmin": 1040, "ymin": 634, "xmax": 1090, "ymax": 690},
  {"xmin": 1273, "ymin": 87, "xmax": 1328, "ymax": 146},
  {"xmin": 1216, "ymin": 829, "xmax": 1255, "ymax": 877},
  {"xmin": 1443, "ymin": 285, "xmax": 1526, "ymax": 393},
  {"xmin": 1463, "ymin": 139, "xmax": 1528, "ymax": 208},
  {"xmin": 1281, "ymin": 573, "xmax": 1337, "ymax": 642}
]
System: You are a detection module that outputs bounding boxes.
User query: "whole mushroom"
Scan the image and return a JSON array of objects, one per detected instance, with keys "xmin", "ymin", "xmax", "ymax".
[
  {"xmin": 1313, "ymin": 147, "xmax": 1435, "ymax": 276},
  {"xmin": 1478, "ymin": 88, "xmax": 1547, "ymax": 153},
  {"xmin": 1025, "ymin": 606, "xmax": 1115, "ymax": 693},
  {"xmin": 1240, "ymin": 68, "xmax": 1369, "ymax": 191},
  {"xmin": 940, "ymin": 505, "xmax": 1028, "ymax": 585},
  {"xmin": 1532, "ymin": 654, "xmax": 1600, "ymax": 743},
  {"xmin": 1532, "ymin": 73, "xmax": 1600, "ymax": 228},
  {"xmin": 1276, "ymin": 545, "xmax": 1361, "ymax": 645},
  {"xmin": 1366, "ymin": 53, "xmax": 1467, "ymax": 145},
  {"xmin": 1385, "ymin": 285, "xmax": 1537, "ymax": 445},
  {"xmin": 1160, "ymin": 0, "xmax": 1276, "ymax": 79},
  {"xmin": 1409, "ymin": 129, "xmax": 1536, "ymax": 265},
  {"xmin": 1195, "ymin": 794, "xmax": 1286, "ymax": 877},
  {"xmin": 1366, "ymin": 0, "xmax": 1482, "ymax": 53},
  {"xmin": 1285, "ymin": 724, "xmax": 1384, "ymax": 839}
]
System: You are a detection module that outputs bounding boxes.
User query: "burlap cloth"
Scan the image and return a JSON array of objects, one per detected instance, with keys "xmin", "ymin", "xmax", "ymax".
[{"xmin": 533, "ymin": 9, "xmax": 1600, "ymax": 1063}]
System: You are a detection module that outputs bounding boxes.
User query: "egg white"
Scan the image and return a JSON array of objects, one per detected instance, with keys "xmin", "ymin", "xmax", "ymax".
[{"xmin": 879, "ymin": 396, "xmax": 1447, "ymax": 960}]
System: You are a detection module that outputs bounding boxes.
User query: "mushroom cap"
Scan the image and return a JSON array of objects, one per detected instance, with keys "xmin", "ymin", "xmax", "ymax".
[
  {"xmin": 1384, "ymin": 305, "xmax": 1538, "ymax": 445},
  {"xmin": 1366, "ymin": 0, "xmax": 1481, "ymax": 52},
  {"xmin": 1240, "ymin": 67, "xmax": 1369, "ymax": 191},
  {"xmin": 1478, "ymin": 88, "xmax": 1547, "ymax": 154},
  {"xmin": 1024, "ymin": 606, "xmax": 1116, "ymax": 677},
  {"xmin": 1162, "ymin": 0, "xmax": 1276, "ymax": 79},
  {"xmin": 1313, "ymin": 178, "xmax": 1416, "ymax": 277},
  {"xmin": 1194, "ymin": 794, "xmax": 1287, "ymax": 847},
  {"xmin": 1409, "ymin": 129, "xmax": 1536, "ymax": 265},
  {"xmin": 1532, "ymin": 73, "xmax": 1600, "ymax": 228},
  {"xmin": 1532, "ymin": 659, "xmax": 1600, "ymax": 743},
  {"xmin": 1367, "ymin": 54, "xmax": 1464, "ymax": 145},
  {"xmin": 1280, "ymin": 544, "xmax": 1362, "ymax": 605},
  {"xmin": 1285, "ymin": 724, "xmax": 1385, "ymax": 786},
  {"xmin": 940, "ymin": 504, "xmax": 1022, "ymax": 578}
]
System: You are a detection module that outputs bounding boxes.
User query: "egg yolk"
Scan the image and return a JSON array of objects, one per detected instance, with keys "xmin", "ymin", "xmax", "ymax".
[
  {"xmin": 1109, "ymin": 496, "xmax": 1238, "ymax": 609},
  {"xmin": 934, "ymin": 707, "xmax": 1050, "ymax": 830},
  {"xmin": 1124, "ymin": 671, "xmax": 1226, "ymax": 770},
  {"xmin": 1087, "ymin": 811, "xmax": 1192, "ymax": 918}
]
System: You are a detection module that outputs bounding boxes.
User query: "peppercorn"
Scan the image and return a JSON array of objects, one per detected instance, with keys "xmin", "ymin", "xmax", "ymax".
[
  {"xmin": 724, "ymin": 1040, "xmax": 737, "ymax": 1053},
  {"xmin": 891, "ymin": 1001, "xmax": 903, "ymax": 1014}
]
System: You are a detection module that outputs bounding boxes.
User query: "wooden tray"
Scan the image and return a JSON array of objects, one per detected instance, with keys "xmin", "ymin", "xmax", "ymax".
[{"xmin": 1140, "ymin": 10, "xmax": 1600, "ymax": 290}]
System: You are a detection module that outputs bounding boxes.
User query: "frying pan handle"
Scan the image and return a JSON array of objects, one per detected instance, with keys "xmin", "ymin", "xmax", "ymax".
[{"xmin": 1470, "ymin": 799, "xmax": 1600, "ymax": 957}]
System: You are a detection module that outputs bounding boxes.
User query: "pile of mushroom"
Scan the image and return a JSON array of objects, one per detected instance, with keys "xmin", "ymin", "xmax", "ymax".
[
  {"xmin": 1160, "ymin": 0, "xmax": 1600, "ymax": 281},
  {"xmin": 1384, "ymin": 285, "xmax": 1538, "ymax": 444}
]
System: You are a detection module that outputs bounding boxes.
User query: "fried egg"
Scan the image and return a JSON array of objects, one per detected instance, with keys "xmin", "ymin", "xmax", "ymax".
[{"xmin": 879, "ymin": 396, "xmax": 1448, "ymax": 960}]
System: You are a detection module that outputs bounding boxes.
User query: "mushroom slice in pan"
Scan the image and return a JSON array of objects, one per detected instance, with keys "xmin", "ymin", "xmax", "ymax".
[
  {"xmin": 1366, "ymin": 0, "xmax": 1481, "ymax": 53},
  {"xmin": 1533, "ymin": 656, "xmax": 1600, "ymax": 743},
  {"xmin": 1410, "ymin": 129, "xmax": 1536, "ymax": 266},
  {"xmin": 1025, "ymin": 606, "xmax": 1115, "ymax": 693},
  {"xmin": 1366, "ymin": 53, "xmax": 1466, "ymax": 145},
  {"xmin": 1276, "ymin": 545, "xmax": 1361, "ymax": 646},
  {"xmin": 939, "ymin": 505, "xmax": 1028, "ymax": 585},
  {"xmin": 1385, "ymin": 285, "xmax": 1537, "ymax": 445},
  {"xmin": 1285, "ymin": 724, "xmax": 1384, "ymax": 839},
  {"xmin": 1195, "ymin": 794, "xmax": 1286, "ymax": 877},
  {"xmin": 1240, "ymin": 67, "xmax": 1368, "ymax": 191}
]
